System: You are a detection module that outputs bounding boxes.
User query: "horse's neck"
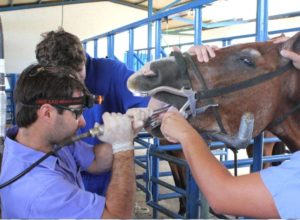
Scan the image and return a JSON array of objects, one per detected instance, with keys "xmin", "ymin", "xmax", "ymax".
[
  {"xmin": 270, "ymin": 69, "xmax": 300, "ymax": 152},
  {"xmin": 271, "ymin": 112, "xmax": 300, "ymax": 152}
]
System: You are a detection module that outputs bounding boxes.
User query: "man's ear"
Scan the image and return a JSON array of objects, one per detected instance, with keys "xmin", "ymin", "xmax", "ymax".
[{"xmin": 38, "ymin": 104, "xmax": 53, "ymax": 120}]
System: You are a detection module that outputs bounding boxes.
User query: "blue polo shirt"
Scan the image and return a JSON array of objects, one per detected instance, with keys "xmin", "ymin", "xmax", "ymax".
[
  {"xmin": 80, "ymin": 54, "xmax": 150, "ymax": 146},
  {"xmin": 0, "ymin": 127, "xmax": 105, "ymax": 218},
  {"xmin": 260, "ymin": 151, "xmax": 300, "ymax": 218}
]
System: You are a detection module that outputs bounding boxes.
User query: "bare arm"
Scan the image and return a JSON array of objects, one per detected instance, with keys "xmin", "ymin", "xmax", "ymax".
[
  {"xmin": 160, "ymin": 111, "xmax": 279, "ymax": 218},
  {"xmin": 86, "ymin": 143, "xmax": 113, "ymax": 174},
  {"xmin": 101, "ymin": 150, "xmax": 135, "ymax": 218},
  {"xmin": 94, "ymin": 109, "xmax": 152, "ymax": 218}
]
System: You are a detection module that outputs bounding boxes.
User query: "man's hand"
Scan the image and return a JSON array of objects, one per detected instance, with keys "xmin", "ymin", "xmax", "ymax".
[
  {"xmin": 160, "ymin": 107, "xmax": 194, "ymax": 143},
  {"xmin": 272, "ymin": 35, "xmax": 300, "ymax": 70},
  {"xmin": 187, "ymin": 45, "xmax": 219, "ymax": 62},
  {"xmin": 97, "ymin": 112, "xmax": 134, "ymax": 154},
  {"xmin": 280, "ymin": 49, "xmax": 300, "ymax": 70},
  {"xmin": 126, "ymin": 107, "xmax": 153, "ymax": 135}
]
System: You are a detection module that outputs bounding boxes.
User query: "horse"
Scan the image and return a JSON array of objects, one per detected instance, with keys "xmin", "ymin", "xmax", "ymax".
[{"xmin": 128, "ymin": 31, "xmax": 300, "ymax": 215}]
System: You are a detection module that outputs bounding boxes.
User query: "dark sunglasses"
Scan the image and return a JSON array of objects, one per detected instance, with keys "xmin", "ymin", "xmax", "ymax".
[{"xmin": 55, "ymin": 105, "xmax": 84, "ymax": 120}]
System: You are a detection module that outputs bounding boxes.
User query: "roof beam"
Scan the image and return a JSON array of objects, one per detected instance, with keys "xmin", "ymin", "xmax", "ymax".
[{"xmin": 0, "ymin": 0, "xmax": 147, "ymax": 12}]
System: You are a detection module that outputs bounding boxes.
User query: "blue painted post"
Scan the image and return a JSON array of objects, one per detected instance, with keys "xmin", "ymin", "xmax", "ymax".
[
  {"xmin": 155, "ymin": 20, "xmax": 162, "ymax": 59},
  {"xmin": 147, "ymin": 0, "xmax": 153, "ymax": 61},
  {"xmin": 93, "ymin": 39, "xmax": 98, "ymax": 58},
  {"xmin": 253, "ymin": 0, "xmax": 268, "ymax": 172},
  {"xmin": 151, "ymin": 137, "xmax": 160, "ymax": 218},
  {"xmin": 252, "ymin": 133, "xmax": 264, "ymax": 171},
  {"xmin": 186, "ymin": 170, "xmax": 200, "ymax": 218},
  {"xmin": 256, "ymin": 0, "xmax": 268, "ymax": 42},
  {"xmin": 128, "ymin": 28, "xmax": 134, "ymax": 70},
  {"xmin": 194, "ymin": 7, "xmax": 202, "ymax": 45},
  {"xmin": 107, "ymin": 35, "xmax": 114, "ymax": 59}
]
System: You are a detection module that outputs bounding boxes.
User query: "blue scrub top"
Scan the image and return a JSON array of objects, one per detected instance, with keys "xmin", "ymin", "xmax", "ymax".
[
  {"xmin": 0, "ymin": 127, "xmax": 105, "ymax": 218},
  {"xmin": 79, "ymin": 54, "xmax": 150, "ymax": 146},
  {"xmin": 260, "ymin": 151, "xmax": 300, "ymax": 218}
]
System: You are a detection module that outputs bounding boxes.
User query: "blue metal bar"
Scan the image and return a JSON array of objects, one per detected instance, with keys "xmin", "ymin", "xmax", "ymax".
[
  {"xmin": 150, "ymin": 150, "xmax": 188, "ymax": 167},
  {"xmin": 137, "ymin": 182, "xmax": 147, "ymax": 193},
  {"xmin": 159, "ymin": 192, "xmax": 183, "ymax": 200},
  {"xmin": 252, "ymin": 133, "xmax": 264, "ymax": 171},
  {"xmin": 132, "ymin": 27, "xmax": 300, "ymax": 53},
  {"xmin": 256, "ymin": 0, "xmax": 268, "ymax": 42},
  {"xmin": 82, "ymin": 0, "xmax": 217, "ymax": 42},
  {"xmin": 186, "ymin": 170, "xmax": 200, "ymax": 218},
  {"xmin": 148, "ymin": 201, "xmax": 183, "ymax": 219},
  {"xmin": 223, "ymin": 154, "xmax": 291, "ymax": 169},
  {"xmin": 107, "ymin": 35, "xmax": 115, "ymax": 59},
  {"xmin": 134, "ymin": 159, "xmax": 147, "ymax": 169},
  {"xmin": 155, "ymin": 20, "xmax": 162, "ymax": 59},
  {"xmin": 151, "ymin": 177, "xmax": 186, "ymax": 196},
  {"xmin": 133, "ymin": 53, "xmax": 145, "ymax": 65},
  {"xmin": 160, "ymin": 48, "xmax": 167, "ymax": 57},
  {"xmin": 128, "ymin": 29, "xmax": 134, "ymax": 69},
  {"xmin": 93, "ymin": 39, "xmax": 98, "ymax": 58},
  {"xmin": 151, "ymin": 138, "xmax": 160, "ymax": 218},
  {"xmin": 194, "ymin": 7, "xmax": 202, "ymax": 45}
]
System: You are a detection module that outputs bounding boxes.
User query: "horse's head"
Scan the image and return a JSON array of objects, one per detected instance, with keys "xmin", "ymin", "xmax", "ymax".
[{"xmin": 128, "ymin": 32, "xmax": 300, "ymax": 147}]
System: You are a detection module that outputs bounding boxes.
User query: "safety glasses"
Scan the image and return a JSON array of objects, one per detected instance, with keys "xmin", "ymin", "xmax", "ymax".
[{"xmin": 55, "ymin": 105, "xmax": 84, "ymax": 120}]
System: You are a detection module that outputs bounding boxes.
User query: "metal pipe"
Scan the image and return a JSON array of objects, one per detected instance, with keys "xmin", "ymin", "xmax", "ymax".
[{"xmin": 0, "ymin": 16, "xmax": 6, "ymax": 138}]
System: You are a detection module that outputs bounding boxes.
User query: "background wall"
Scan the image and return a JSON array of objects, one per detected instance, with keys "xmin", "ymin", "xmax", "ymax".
[{"xmin": 1, "ymin": 1, "xmax": 147, "ymax": 73}]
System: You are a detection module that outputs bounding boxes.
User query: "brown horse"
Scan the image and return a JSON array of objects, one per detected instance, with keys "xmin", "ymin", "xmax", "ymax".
[{"xmin": 128, "ymin": 32, "xmax": 300, "ymax": 215}]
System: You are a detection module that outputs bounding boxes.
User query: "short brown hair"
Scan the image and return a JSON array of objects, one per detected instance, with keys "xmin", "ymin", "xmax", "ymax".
[
  {"xmin": 36, "ymin": 28, "xmax": 86, "ymax": 72},
  {"xmin": 14, "ymin": 64, "xmax": 87, "ymax": 127}
]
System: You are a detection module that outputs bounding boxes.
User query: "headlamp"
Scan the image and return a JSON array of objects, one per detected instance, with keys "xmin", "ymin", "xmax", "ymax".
[{"xmin": 34, "ymin": 95, "xmax": 104, "ymax": 108}]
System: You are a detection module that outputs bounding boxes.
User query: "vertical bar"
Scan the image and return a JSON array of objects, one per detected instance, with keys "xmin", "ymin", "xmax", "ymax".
[
  {"xmin": 93, "ymin": 39, "xmax": 98, "ymax": 58},
  {"xmin": 252, "ymin": 133, "xmax": 264, "ymax": 171},
  {"xmin": 151, "ymin": 137, "xmax": 160, "ymax": 218},
  {"xmin": 256, "ymin": 0, "xmax": 268, "ymax": 42},
  {"xmin": 0, "ymin": 16, "xmax": 6, "ymax": 139},
  {"xmin": 194, "ymin": 7, "xmax": 202, "ymax": 45},
  {"xmin": 107, "ymin": 35, "xmax": 114, "ymax": 59},
  {"xmin": 155, "ymin": 20, "xmax": 162, "ymax": 59},
  {"xmin": 186, "ymin": 169, "xmax": 200, "ymax": 218},
  {"xmin": 128, "ymin": 28, "xmax": 134, "ymax": 69},
  {"xmin": 147, "ymin": 0, "xmax": 153, "ymax": 61}
]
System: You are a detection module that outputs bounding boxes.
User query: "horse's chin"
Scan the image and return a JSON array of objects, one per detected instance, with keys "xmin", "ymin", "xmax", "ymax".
[{"xmin": 147, "ymin": 126, "xmax": 164, "ymax": 138}]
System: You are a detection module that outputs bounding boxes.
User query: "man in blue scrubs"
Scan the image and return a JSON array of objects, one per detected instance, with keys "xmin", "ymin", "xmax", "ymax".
[
  {"xmin": 36, "ymin": 29, "xmax": 150, "ymax": 196},
  {"xmin": 0, "ymin": 64, "xmax": 151, "ymax": 218}
]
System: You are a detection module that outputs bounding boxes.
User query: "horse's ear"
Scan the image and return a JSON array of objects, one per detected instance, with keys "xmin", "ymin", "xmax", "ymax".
[{"xmin": 282, "ymin": 32, "xmax": 300, "ymax": 54}]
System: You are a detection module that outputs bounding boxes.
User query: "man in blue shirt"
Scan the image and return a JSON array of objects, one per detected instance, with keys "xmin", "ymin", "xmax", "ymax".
[
  {"xmin": 36, "ymin": 29, "xmax": 150, "ymax": 195},
  {"xmin": 0, "ymin": 64, "xmax": 152, "ymax": 218}
]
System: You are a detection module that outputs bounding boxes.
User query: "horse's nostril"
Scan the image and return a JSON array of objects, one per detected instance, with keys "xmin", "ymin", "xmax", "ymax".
[{"xmin": 145, "ymin": 71, "xmax": 158, "ymax": 78}]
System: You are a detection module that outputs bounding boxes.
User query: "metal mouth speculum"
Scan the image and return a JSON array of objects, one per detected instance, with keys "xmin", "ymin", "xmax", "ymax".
[{"xmin": 145, "ymin": 104, "xmax": 172, "ymax": 130}]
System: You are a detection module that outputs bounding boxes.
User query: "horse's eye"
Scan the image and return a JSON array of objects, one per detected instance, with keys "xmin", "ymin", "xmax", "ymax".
[{"xmin": 240, "ymin": 57, "xmax": 255, "ymax": 67}]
